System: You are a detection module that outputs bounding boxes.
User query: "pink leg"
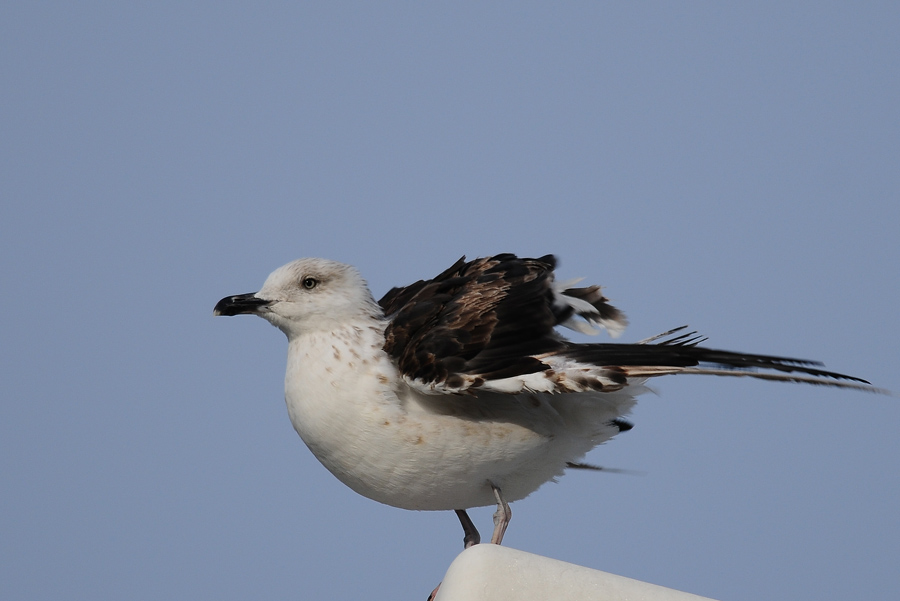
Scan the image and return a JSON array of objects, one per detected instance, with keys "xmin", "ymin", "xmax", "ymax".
[{"xmin": 489, "ymin": 482, "xmax": 512, "ymax": 545}]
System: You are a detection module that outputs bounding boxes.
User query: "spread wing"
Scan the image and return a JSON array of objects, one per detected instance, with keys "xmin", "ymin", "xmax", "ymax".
[{"xmin": 379, "ymin": 254, "xmax": 879, "ymax": 396}]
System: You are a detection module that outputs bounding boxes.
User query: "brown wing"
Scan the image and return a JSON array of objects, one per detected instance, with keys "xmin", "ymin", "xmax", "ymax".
[
  {"xmin": 379, "ymin": 254, "xmax": 573, "ymax": 390},
  {"xmin": 379, "ymin": 255, "xmax": 879, "ymax": 396}
]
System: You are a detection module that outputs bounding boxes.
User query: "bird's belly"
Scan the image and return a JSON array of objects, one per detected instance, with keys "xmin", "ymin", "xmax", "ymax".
[
  {"xmin": 283, "ymin": 343, "xmax": 633, "ymax": 511},
  {"xmin": 286, "ymin": 391, "xmax": 579, "ymax": 510}
]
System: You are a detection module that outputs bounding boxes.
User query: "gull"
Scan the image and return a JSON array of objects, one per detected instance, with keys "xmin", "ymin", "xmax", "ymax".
[{"xmin": 214, "ymin": 253, "xmax": 878, "ymax": 549}]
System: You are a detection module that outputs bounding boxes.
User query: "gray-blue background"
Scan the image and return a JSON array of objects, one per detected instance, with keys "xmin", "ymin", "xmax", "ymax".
[{"xmin": 3, "ymin": 3, "xmax": 898, "ymax": 600}]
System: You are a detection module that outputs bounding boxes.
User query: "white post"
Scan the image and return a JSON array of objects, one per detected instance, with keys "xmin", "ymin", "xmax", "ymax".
[{"xmin": 435, "ymin": 545, "xmax": 719, "ymax": 601}]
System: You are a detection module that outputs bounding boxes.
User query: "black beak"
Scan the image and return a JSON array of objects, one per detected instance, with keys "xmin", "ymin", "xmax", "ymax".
[{"xmin": 213, "ymin": 293, "xmax": 271, "ymax": 316}]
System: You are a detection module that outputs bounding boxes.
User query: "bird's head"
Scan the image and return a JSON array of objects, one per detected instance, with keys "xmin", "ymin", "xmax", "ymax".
[{"xmin": 214, "ymin": 258, "xmax": 381, "ymax": 338}]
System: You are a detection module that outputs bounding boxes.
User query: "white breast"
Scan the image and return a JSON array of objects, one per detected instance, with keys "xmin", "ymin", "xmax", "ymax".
[{"xmin": 283, "ymin": 324, "xmax": 636, "ymax": 511}]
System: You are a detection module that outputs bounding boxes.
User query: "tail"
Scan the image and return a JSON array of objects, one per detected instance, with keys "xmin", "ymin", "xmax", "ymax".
[{"xmin": 553, "ymin": 326, "xmax": 887, "ymax": 394}]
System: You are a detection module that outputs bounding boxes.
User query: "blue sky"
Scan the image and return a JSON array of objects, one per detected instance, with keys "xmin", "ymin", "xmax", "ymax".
[{"xmin": 2, "ymin": 3, "xmax": 898, "ymax": 600}]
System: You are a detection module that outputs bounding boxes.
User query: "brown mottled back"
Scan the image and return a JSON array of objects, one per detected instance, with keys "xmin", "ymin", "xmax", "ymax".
[{"xmin": 379, "ymin": 254, "xmax": 563, "ymax": 388}]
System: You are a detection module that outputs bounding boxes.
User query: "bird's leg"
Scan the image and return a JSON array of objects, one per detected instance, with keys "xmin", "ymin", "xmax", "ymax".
[
  {"xmin": 429, "ymin": 511, "xmax": 481, "ymax": 601},
  {"xmin": 489, "ymin": 482, "xmax": 512, "ymax": 545},
  {"xmin": 455, "ymin": 509, "xmax": 481, "ymax": 548}
]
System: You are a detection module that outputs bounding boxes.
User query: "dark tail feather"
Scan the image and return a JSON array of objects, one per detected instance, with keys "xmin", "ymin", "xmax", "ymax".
[{"xmin": 561, "ymin": 330, "xmax": 887, "ymax": 393}]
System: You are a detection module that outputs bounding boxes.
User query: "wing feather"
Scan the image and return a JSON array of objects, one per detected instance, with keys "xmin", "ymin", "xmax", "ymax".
[
  {"xmin": 378, "ymin": 255, "xmax": 881, "ymax": 396},
  {"xmin": 380, "ymin": 254, "xmax": 568, "ymax": 391}
]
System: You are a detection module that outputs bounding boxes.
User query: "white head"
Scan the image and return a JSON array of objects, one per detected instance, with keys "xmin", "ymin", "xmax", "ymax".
[{"xmin": 214, "ymin": 258, "xmax": 382, "ymax": 338}]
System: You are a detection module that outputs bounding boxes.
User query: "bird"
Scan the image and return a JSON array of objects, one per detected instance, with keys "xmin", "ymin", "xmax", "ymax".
[{"xmin": 213, "ymin": 253, "xmax": 880, "ymax": 549}]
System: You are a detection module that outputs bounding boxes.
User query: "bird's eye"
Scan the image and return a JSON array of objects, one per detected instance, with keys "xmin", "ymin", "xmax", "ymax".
[{"xmin": 302, "ymin": 277, "xmax": 319, "ymax": 290}]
